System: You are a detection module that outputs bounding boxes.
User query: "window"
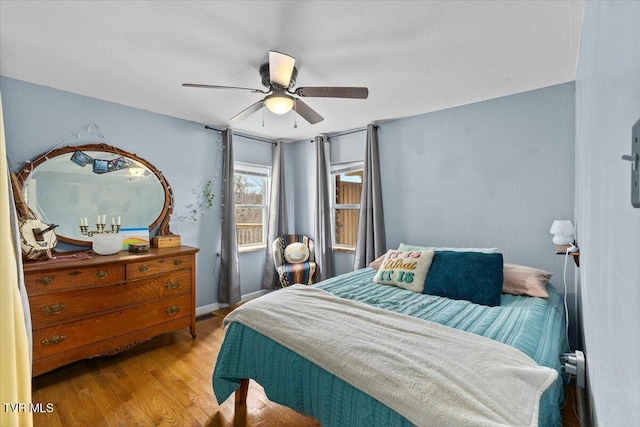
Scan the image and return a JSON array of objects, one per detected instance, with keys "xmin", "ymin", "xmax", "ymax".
[
  {"xmin": 331, "ymin": 162, "xmax": 363, "ymax": 250},
  {"xmin": 234, "ymin": 162, "xmax": 270, "ymax": 250}
]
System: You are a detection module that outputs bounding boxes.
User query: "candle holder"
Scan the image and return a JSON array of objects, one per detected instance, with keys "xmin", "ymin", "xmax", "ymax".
[{"xmin": 80, "ymin": 224, "xmax": 121, "ymax": 237}]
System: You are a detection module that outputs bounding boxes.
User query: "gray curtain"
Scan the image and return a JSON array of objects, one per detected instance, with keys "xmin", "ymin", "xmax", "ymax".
[
  {"xmin": 313, "ymin": 135, "xmax": 334, "ymax": 281},
  {"xmin": 262, "ymin": 141, "xmax": 288, "ymax": 290},
  {"xmin": 219, "ymin": 129, "xmax": 241, "ymax": 305},
  {"xmin": 354, "ymin": 123, "xmax": 386, "ymax": 269}
]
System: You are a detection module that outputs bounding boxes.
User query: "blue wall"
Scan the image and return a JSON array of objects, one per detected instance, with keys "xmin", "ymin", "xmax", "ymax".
[
  {"xmin": 286, "ymin": 138, "xmax": 315, "ymax": 238},
  {"xmin": 379, "ymin": 83, "xmax": 575, "ymax": 277},
  {"xmin": 575, "ymin": 2, "xmax": 640, "ymax": 425},
  {"xmin": 0, "ymin": 76, "xmax": 273, "ymax": 309}
]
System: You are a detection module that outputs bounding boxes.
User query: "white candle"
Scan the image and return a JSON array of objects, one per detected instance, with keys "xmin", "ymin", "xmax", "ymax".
[
  {"xmin": 117, "ymin": 216, "xmax": 121, "ymax": 225},
  {"xmin": 84, "ymin": 217, "xmax": 88, "ymax": 226},
  {"xmin": 80, "ymin": 217, "xmax": 83, "ymax": 226},
  {"xmin": 102, "ymin": 214, "xmax": 106, "ymax": 224},
  {"xmin": 97, "ymin": 216, "xmax": 101, "ymax": 225},
  {"xmin": 111, "ymin": 216, "xmax": 115, "ymax": 225}
]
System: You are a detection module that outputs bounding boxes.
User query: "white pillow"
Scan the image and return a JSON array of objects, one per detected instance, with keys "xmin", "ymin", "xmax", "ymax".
[
  {"xmin": 398, "ymin": 243, "xmax": 498, "ymax": 254},
  {"xmin": 284, "ymin": 242, "xmax": 310, "ymax": 264},
  {"xmin": 373, "ymin": 249, "xmax": 435, "ymax": 293}
]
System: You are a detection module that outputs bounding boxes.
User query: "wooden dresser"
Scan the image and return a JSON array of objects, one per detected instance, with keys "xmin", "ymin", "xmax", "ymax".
[{"xmin": 23, "ymin": 246, "xmax": 199, "ymax": 376}]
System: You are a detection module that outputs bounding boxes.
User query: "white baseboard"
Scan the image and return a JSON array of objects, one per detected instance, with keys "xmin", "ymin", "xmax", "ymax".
[
  {"xmin": 195, "ymin": 303, "xmax": 220, "ymax": 317},
  {"xmin": 239, "ymin": 289, "xmax": 271, "ymax": 302},
  {"xmin": 195, "ymin": 289, "xmax": 272, "ymax": 317}
]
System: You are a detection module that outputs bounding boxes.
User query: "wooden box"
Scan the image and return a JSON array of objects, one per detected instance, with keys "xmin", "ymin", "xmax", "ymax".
[
  {"xmin": 151, "ymin": 235, "xmax": 181, "ymax": 248},
  {"xmin": 129, "ymin": 243, "xmax": 150, "ymax": 253}
]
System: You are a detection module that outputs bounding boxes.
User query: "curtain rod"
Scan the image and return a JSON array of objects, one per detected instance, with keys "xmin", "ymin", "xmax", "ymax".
[
  {"xmin": 206, "ymin": 123, "xmax": 379, "ymax": 144},
  {"xmin": 204, "ymin": 125, "xmax": 277, "ymax": 144},
  {"xmin": 328, "ymin": 128, "xmax": 366, "ymax": 139},
  {"xmin": 327, "ymin": 124, "xmax": 378, "ymax": 140}
]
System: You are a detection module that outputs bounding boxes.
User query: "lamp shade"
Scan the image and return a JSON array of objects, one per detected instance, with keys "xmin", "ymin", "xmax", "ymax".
[
  {"xmin": 550, "ymin": 220, "xmax": 575, "ymax": 245},
  {"xmin": 264, "ymin": 93, "xmax": 295, "ymax": 115}
]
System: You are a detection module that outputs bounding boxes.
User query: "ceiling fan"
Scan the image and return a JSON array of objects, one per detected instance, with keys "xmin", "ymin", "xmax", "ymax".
[{"xmin": 182, "ymin": 51, "xmax": 368, "ymax": 125}]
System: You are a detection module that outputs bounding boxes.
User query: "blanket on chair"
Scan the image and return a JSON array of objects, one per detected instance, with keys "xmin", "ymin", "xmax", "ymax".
[{"xmin": 224, "ymin": 285, "xmax": 557, "ymax": 427}]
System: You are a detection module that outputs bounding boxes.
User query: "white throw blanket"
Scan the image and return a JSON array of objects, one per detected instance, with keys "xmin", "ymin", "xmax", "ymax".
[{"xmin": 224, "ymin": 285, "xmax": 557, "ymax": 427}]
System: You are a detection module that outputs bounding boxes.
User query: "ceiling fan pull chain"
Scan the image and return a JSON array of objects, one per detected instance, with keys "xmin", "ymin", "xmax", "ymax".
[
  {"xmin": 294, "ymin": 103, "xmax": 298, "ymax": 129},
  {"xmin": 262, "ymin": 108, "xmax": 265, "ymax": 127}
]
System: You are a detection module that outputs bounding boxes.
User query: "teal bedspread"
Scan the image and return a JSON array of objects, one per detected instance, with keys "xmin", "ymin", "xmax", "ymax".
[{"xmin": 213, "ymin": 268, "xmax": 569, "ymax": 426}]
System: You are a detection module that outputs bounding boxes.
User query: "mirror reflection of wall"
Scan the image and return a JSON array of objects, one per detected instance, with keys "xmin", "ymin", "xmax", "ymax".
[{"xmin": 18, "ymin": 145, "xmax": 171, "ymax": 246}]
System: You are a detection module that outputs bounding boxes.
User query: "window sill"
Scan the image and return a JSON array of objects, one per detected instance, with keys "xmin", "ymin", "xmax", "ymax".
[
  {"xmin": 239, "ymin": 244, "xmax": 266, "ymax": 254},
  {"xmin": 333, "ymin": 246, "xmax": 355, "ymax": 254}
]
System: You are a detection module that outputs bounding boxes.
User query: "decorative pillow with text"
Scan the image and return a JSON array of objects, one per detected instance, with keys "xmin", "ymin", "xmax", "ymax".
[{"xmin": 373, "ymin": 249, "xmax": 435, "ymax": 293}]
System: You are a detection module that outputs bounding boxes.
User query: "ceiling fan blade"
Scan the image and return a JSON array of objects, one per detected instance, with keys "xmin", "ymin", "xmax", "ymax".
[
  {"xmin": 294, "ymin": 99, "xmax": 324, "ymax": 124},
  {"xmin": 269, "ymin": 51, "xmax": 296, "ymax": 88},
  {"xmin": 182, "ymin": 83, "xmax": 265, "ymax": 93},
  {"xmin": 295, "ymin": 87, "xmax": 369, "ymax": 99},
  {"xmin": 230, "ymin": 100, "xmax": 264, "ymax": 122}
]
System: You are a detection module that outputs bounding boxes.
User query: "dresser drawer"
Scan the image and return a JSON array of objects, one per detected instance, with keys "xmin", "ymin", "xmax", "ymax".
[
  {"xmin": 29, "ymin": 269, "xmax": 192, "ymax": 328},
  {"xmin": 33, "ymin": 294, "xmax": 192, "ymax": 359},
  {"xmin": 25, "ymin": 264, "xmax": 124, "ymax": 295},
  {"xmin": 126, "ymin": 254, "xmax": 193, "ymax": 279}
]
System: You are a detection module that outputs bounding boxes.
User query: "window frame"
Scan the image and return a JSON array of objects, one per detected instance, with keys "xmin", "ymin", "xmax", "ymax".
[
  {"xmin": 233, "ymin": 162, "xmax": 271, "ymax": 252},
  {"xmin": 330, "ymin": 161, "xmax": 364, "ymax": 251}
]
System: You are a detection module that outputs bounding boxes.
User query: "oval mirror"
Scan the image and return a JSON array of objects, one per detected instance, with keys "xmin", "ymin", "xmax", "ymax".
[{"xmin": 16, "ymin": 143, "xmax": 173, "ymax": 246}]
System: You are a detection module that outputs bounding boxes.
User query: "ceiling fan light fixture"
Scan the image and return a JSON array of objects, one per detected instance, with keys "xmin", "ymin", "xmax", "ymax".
[{"xmin": 264, "ymin": 93, "xmax": 295, "ymax": 115}]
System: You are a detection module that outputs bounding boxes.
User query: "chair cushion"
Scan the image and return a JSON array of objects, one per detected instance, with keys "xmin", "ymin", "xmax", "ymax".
[{"xmin": 284, "ymin": 242, "xmax": 310, "ymax": 264}]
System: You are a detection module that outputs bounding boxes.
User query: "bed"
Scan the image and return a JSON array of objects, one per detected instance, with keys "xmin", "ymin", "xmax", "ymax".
[{"xmin": 213, "ymin": 262, "xmax": 569, "ymax": 427}]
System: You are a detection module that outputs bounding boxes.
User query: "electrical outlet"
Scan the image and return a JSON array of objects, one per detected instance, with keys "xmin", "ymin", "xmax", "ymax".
[
  {"xmin": 575, "ymin": 350, "xmax": 585, "ymax": 389},
  {"xmin": 561, "ymin": 350, "xmax": 586, "ymax": 389}
]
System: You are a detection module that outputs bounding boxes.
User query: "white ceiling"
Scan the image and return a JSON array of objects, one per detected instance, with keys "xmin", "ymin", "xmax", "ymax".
[{"xmin": 0, "ymin": 1, "xmax": 583, "ymax": 142}]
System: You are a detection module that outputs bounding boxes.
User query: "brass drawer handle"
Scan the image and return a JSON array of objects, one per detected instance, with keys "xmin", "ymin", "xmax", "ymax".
[
  {"xmin": 36, "ymin": 276, "xmax": 54, "ymax": 286},
  {"xmin": 94, "ymin": 270, "xmax": 108, "ymax": 279},
  {"xmin": 139, "ymin": 265, "xmax": 150, "ymax": 272},
  {"xmin": 42, "ymin": 303, "xmax": 66, "ymax": 316},
  {"xmin": 42, "ymin": 335, "xmax": 66, "ymax": 345},
  {"xmin": 165, "ymin": 306, "xmax": 181, "ymax": 316},
  {"xmin": 164, "ymin": 280, "xmax": 181, "ymax": 290},
  {"xmin": 173, "ymin": 259, "xmax": 184, "ymax": 266}
]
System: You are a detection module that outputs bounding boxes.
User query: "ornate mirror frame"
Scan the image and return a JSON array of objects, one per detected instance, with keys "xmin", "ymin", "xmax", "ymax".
[{"xmin": 15, "ymin": 143, "xmax": 174, "ymax": 247}]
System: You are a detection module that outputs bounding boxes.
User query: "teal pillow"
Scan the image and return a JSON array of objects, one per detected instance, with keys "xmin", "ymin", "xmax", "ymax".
[{"xmin": 423, "ymin": 251, "xmax": 504, "ymax": 306}]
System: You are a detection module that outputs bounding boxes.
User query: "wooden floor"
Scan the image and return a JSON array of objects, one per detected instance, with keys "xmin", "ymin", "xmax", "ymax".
[
  {"xmin": 32, "ymin": 306, "xmax": 320, "ymax": 427},
  {"xmin": 32, "ymin": 305, "xmax": 579, "ymax": 427}
]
